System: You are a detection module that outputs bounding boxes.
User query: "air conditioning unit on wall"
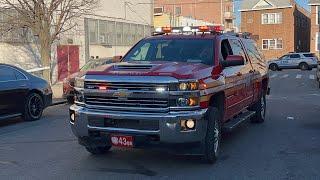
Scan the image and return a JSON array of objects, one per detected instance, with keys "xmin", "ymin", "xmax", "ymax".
[{"xmin": 154, "ymin": 7, "xmax": 164, "ymax": 16}]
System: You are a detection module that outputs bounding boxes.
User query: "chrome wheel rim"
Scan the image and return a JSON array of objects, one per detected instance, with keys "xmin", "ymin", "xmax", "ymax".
[
  {"xmin": 213, "ymin": 121, "xmax": 220, "ymax": 154},
  {"xmin": 28, "ymin": 95, "xmax": 43, "ymax": 118}
]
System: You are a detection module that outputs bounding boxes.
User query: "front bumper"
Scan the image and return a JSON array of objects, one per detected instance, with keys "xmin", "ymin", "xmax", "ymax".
[
  {"xmin": 69, "ymin": 105, "xmax": 208, "ymax": 145},
  {"xmin": 44, "ymin": 93, "xmax": 53, "ymax": 108}
]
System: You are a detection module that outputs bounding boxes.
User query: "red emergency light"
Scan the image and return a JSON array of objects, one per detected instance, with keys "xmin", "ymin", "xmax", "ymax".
[
  {"xmin": 99, "ymin": 86, "xmax": 108, "ymax": 90},
  {"xmin": 162, "ymin": 26, "xmax": 172, "ymax": 33}
]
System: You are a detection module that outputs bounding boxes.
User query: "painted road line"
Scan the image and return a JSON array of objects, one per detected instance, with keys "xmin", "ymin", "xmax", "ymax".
[
  {"xmin": 270, "ymin": 74, "xmax": 278, "ymax": 78},
  {"xmin": 296, "ymin": 74, "xmax": 302, "ymax": 79},
  {"xmin": 309, "ymin": 75, "xmax": 315, "ymax": 80},
  {"xmin": 281, "ymin": 74, "xmax": 289, "ymax": 78}
]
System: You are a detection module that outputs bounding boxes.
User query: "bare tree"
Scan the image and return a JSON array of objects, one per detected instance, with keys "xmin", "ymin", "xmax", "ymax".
[{"xmin": 0, "ymin": 0, "xmax": 99, "ymax": 82}]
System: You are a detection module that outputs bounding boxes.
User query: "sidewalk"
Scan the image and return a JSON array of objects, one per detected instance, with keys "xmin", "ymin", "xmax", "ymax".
[{"xmin": 51, "ymin": 83, "xmax": 67, "ymax": 106}]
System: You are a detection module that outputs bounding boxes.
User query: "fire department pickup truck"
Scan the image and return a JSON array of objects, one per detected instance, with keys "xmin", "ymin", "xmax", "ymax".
[{"xmin": 70, "ymin": 26, "xmax": 269, "ymax": 163}]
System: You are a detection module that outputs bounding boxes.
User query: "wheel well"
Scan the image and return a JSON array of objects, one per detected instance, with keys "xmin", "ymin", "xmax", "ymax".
[
  {"xmin": 28, "ymin": 89, "xmax": 44, "ymax": 100},
  {"xmin": 269, "ymin": 63, "xmax": 277, "ymax": 68},
  {"xmin": 262, "ymin": 78, "xmax": 268, "ymax": 94},
  {"xmin": 209, "ymin": 92, "xmax": 225, "ymax": 119},
  {"xmin": 299, "ymin": 62, "xmax": 307, "ymax": 66}
]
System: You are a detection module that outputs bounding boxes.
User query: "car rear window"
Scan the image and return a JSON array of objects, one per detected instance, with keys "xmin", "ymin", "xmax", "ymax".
[{"xmin": 303, "ymin": 53, "xmax": 316, "ymax": 57}]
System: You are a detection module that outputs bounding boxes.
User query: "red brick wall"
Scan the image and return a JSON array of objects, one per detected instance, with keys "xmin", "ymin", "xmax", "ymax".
[
  {"xmin": 310, "ymin": 5, "xmax": 320, "ymax": 56},
  {"xmin": 155, "ymin": 0, "xmax": 233, "ymax": 25},
  {"xmin": 241, "ymin": 6, "xmax": 310, "ymax": 60}
]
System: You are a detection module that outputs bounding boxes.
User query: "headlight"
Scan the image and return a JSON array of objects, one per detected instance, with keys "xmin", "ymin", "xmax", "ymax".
[
  {"xmin": 75, "ymin": 76, "xmax": 84, "ymax": 89},
  {"xmin": 177, "ymin": 97, "xmax": 199, "ymax": 106},
  {"xmin": 178, "ymin": 81, "xmax": 199, "ymax": 91}
]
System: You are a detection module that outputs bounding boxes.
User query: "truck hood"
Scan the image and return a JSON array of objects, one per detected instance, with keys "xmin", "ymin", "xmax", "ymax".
[{"xmin": 86, "ymin": 61, "xmax": 212, "ymax": 79}]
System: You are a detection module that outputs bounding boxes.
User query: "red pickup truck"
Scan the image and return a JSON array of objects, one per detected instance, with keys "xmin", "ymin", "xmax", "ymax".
[{"xmin": 70, "ymin": 26, "xmax": 269, "ymax": 163}]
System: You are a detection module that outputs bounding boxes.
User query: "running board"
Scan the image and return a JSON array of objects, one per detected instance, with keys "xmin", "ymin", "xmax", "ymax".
[{"xmin": 222, "ymin": 111, "xmax": 256, "ymax": 132}]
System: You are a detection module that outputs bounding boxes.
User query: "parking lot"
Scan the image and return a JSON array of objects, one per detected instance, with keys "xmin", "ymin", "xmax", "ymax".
[{"xmin": 0, "ymin": 69, "xmax": 319, "ymax": 180}]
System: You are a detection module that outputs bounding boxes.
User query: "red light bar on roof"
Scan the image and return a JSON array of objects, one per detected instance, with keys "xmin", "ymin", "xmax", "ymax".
[
  {"xmin": 156, "ymin": 25, "xmax": 224, "ymax": 35},
  {"xmin": 162, "ymin": 26, "xmax": 172, "ymax": 33}
]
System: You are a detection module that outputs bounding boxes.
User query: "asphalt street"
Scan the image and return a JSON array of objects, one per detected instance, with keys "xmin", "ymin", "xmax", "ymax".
[{"xmin": 0, "ymin": 69, "xmax": 320, "ymax": 180}]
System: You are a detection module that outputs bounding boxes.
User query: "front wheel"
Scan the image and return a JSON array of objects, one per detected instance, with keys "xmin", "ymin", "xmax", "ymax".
[
  {"xmin": 203, "ymin": 107, "xmax": 221, "ymax": 164},
  {"xmin": 249, "ymin": 93, "xmax": 266, "ymax": 123},
  {"xmin": 23, "ymin": 93, "xmax": 44, "ymax": 121}
]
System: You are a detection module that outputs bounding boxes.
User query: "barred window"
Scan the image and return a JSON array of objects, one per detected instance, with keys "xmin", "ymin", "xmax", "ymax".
[{"xmin": 87, "ymin": 18, "xmax": 152, "ymax": 46}]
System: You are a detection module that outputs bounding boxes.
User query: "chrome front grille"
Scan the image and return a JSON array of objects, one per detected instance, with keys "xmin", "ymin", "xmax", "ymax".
[
  {"xmin": 84, "ymin": 81, "xmax": 170, "ymax": 112},
  {"xmin": 85, "ymin": 81, "xmax": 168, "ymax": 91},
  {"xmin": 85, "ymin": 96, "xmax": 168, "ymax": 108}
]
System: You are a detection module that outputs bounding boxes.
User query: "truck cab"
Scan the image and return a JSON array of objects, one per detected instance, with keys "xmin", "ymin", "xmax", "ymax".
[{"xmin": 70, "ymin": 26, "xmax": 269, "ymax": 163}]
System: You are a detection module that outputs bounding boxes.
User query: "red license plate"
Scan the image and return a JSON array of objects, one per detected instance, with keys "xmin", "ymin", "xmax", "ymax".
[{"xmin": 110, "ymin": 135, "xmax": 133, "ymax": 147}]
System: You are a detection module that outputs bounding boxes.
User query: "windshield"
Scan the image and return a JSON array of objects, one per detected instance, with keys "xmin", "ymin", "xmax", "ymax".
[
  {"xmin": 123, "ymin": 39, "xmax": 215, "ymax": 65},
  {"xmin": 80, "ymin": 59, "xmax": 110, "ymax": 71}
]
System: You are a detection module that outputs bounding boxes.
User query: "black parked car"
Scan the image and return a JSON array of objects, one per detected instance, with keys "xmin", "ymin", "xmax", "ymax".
[{"xmin": 0, "ymin": 64, "xmax": 52, "ymax": 121}]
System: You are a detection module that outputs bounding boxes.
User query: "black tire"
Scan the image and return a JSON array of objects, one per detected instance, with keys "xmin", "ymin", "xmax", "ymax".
[
  {"xmin": 269, "ymin": 64, "xmax": 278, "ymax": 71},
  {"xmin": 318, "ymin": 81, "xmax": 320, "ymax": 89},
  {"xmin": 249, "ymin": 93, "xmax": 266, "ymax": 123},
  {"xmin": 203, "ymin": 107, "xmax": 221, "ymax": 164},
  {"xmin": 85, "ymin": 145, "xmax": 112, "ymax": 155},
  {"xmin": 299, "ymin": 63, "xmax": 309, "ymax": 71},
  {"xmin": 23, "ymin": 93, "xmax": 44, "ymax": 121}
]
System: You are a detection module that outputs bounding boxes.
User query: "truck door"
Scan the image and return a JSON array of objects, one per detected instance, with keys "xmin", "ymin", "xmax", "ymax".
[
  {"xmin": 229, "ymin": 39, "xmax": 254, "ymax": 108},
  {"xmin": 220, "ymin": 38, "xmax": 251, "ymax": 121}
]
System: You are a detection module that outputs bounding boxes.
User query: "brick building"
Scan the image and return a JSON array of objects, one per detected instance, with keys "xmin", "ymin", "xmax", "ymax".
[
  {"xmin": 240, "ymin": 0, "xmax": 310, "ymax": 60},
  {"xmin": 309, "ymin": 0, "xmax": 320, "ymax": 56},
  {"xmin": 154, "ymin": 0, "xmax": 235, "ymax": 31}
]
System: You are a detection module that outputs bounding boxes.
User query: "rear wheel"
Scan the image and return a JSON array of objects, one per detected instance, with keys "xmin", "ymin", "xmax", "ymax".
[
  {"xmin": 203, "ymin": 107, "xmax": 221, "ymax": 164},
  {"xmin": 23, "ymin": 93, "xmax": 44, "ymax": 121},
  {"xmin": 269, "ymin": 64, "xmax": 278, "ymax": 71},
  {"xmin": 85, "ymin": 145, "xmax": 112, "ymax": 155},
  {"xmin": 249, "ymin": 93, "xmax": 266, "ymax": 123},
  {"xmin": 299, "ymin": 63, "xmax": 309, "ymax": 71}
]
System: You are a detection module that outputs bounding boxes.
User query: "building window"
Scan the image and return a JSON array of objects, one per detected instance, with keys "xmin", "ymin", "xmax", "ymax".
[
  {"xmin": 175, "ymin": 6, "xmax": 181, "ymax": 15},
  {"xmin": 261, "ymin": 13, "xmax": 282, "ymax": 24},
  {"xmin": 262, "ymin": 39, "xmax": 283, "ymax": 50},
  {"xmin": 87, "ymin": 18, "xmax": 152, "ymax": 46}
]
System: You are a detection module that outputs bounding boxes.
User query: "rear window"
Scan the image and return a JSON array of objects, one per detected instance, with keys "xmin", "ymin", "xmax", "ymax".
[
  {"xmin": 303, "ymin": 53, "xmax": 316, "ymax": 57},
  {"xmin": 123, "ymin": 39, "xmax": 215, "ymax": 65}
]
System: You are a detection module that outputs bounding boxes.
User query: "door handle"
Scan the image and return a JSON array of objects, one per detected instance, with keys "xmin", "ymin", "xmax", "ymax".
[{"xmin": 19, "ymin": 84, "xmax": 27, "ymax": 87}]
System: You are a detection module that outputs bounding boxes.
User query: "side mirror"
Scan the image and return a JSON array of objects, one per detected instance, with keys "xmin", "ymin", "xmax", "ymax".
[
  {"xmin": 112, "ymin": 55, "xmax": 123, "ymax": 62},
  {"xmin": 221, "ymin": 55, "xmax": 245, "ymax": 68}
]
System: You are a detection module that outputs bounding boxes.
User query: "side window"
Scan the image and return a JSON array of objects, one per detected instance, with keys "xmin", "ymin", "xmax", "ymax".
[
  {"xmin": 0, "ymin": 66, "xmax": 16, "ymax": 81},
  {"xmin": 244, "ymin": 40, "xmax": 264, "ymax": 63},
  {"xmin": 130, "ymin": 43, "xmax": 151, "ymax": 61},
  {"xmin": 14, "ymin": 69, "xmax": 27, "ymax": 80},
  {"xmin": 230, "ymin": 39, "xmax": 247, "ymax": 62},
  {"xmin": 289, "ymin": 54, "xmax": 300, "ymax": 59},
  {"xmin": 220, "ymin": 39, "xmax": 233, "ymax": 61}
]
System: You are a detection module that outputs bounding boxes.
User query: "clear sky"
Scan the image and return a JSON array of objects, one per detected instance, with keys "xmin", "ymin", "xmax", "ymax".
[{"xmin": 234, "ymin": 0, "xmax": 310, "ymax": 27}]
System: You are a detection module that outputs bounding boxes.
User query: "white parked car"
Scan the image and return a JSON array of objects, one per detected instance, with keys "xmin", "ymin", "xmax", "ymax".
[{"xmin": 268, "ymin": 53, "xmax": 319, "ymax": 71}]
